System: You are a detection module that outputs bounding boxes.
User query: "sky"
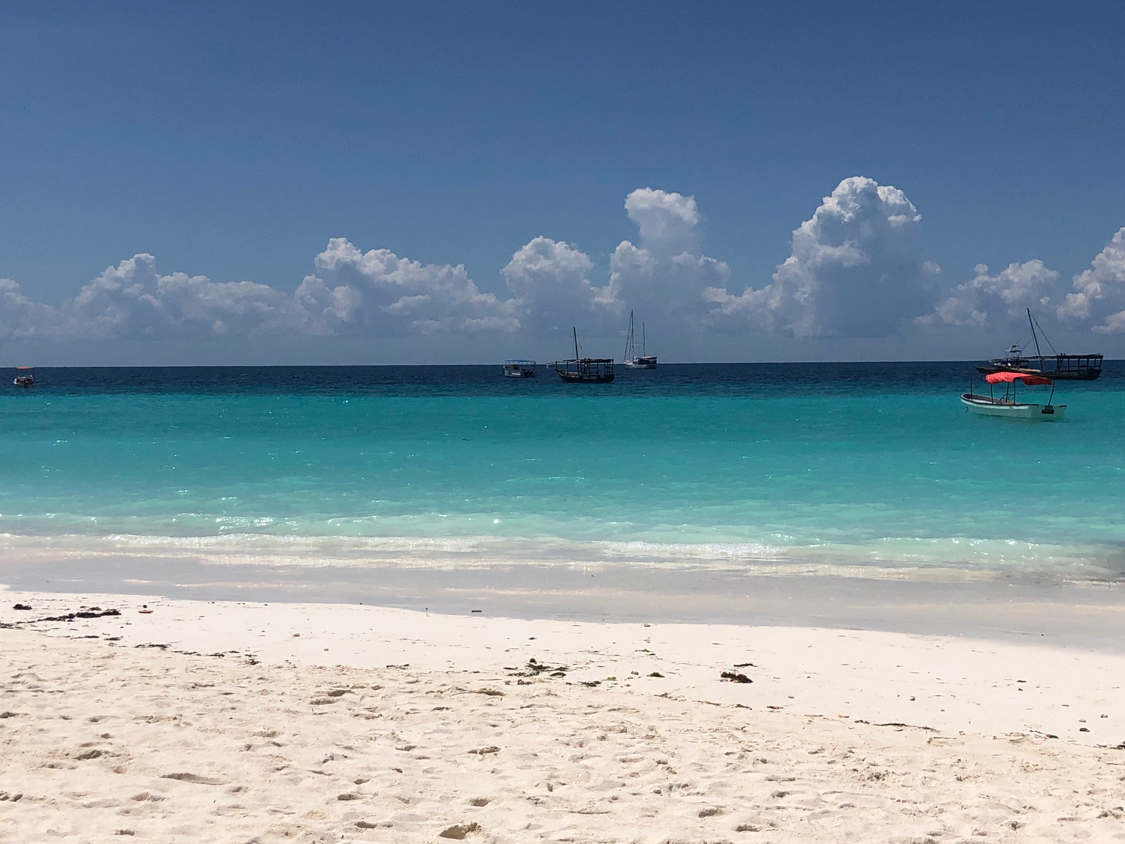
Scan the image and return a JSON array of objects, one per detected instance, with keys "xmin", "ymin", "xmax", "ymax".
[{"xmin": 2, "ymin": 0, "xmax": 1124, "ymax": 365}]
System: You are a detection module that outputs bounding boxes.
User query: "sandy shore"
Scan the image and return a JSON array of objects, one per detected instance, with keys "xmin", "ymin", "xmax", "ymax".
[{"xmin": 2, "ymin": 589, "xmax": 1125, "ymax": 842}]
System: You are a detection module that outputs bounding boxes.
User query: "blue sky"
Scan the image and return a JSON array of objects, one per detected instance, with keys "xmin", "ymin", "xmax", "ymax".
[{"xmin": 2, "ymin": 1, "xmax": 1124, "ymax": 364}]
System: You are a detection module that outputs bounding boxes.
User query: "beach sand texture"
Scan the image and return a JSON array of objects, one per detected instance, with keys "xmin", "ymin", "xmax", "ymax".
[{"xmin": 3, "ymin": 594, "xmax": 1125, "ymax": 842}]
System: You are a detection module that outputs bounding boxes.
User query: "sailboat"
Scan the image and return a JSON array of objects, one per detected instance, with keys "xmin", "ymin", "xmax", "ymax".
[
  {"xmin": 552, "ymin": 328, "xmax": 615, "ymax": 383},
  {"xmin": 622, "ymin": 311, "xmax": 657, "ymax": 369},
  {"xmin": 977, "ymin": 309, "xmax": 1102, "ymax": 380}
]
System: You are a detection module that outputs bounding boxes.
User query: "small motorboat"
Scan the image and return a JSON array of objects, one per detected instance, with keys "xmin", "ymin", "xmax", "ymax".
[
  {"xmin": 961, "ymin": 371, "xmax": 1065, "ymax": 421},
  {"xmin": 13, "ymin": 367, "xmax": 35, "ymax": 388},
  {"xmin": 503, "ymin": 359, "xmax": 537, "ymax": 378}
]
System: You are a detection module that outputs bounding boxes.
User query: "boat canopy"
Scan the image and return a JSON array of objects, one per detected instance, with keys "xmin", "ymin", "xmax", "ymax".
[{"xmin": 984, "ymin": 371, "xmax": 1052, "ymax": 386}]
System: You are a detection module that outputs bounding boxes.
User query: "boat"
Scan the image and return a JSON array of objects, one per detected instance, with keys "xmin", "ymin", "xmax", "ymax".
[
  {"xmin": 503, "ymin": 359, "xmax": 537, "ymax": 378},
  {"xmin": 961, "ymin": 371, "xmax": 1065, "ymax": 421},
  {"xmin": 622, "ymin": 311, "xmax": 657, "ymax": 369},
  {"xmin": 552, "ymin": 328, "xmax": 615, "ymax": 383},
  {"xmin": 977, "ymin": 309, "xmax": 1102, "ymax": 380},
  {"xmin": 13, "ymin": 367, "xmax": 34, "ymax": 388}
]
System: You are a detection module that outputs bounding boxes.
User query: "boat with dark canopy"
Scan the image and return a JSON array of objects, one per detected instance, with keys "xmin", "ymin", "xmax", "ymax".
[
  {"xmin": 552, "ymin": 328, "xmax": 614, "ymax": 383},
  {"xmin": 977, "ymin": 308, "xmax": 1102, "ymax": 380}
]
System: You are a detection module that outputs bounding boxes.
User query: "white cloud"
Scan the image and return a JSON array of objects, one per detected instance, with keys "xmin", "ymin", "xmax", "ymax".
[
  {"xmin": 919, "ymin": 260, "xmax": 1058, "ymax": 327},
  {"xmin": 500, "ymin": 236, "xmax": 613, "ymax": 332},
  {"xmin": 0, "ymin": 278, "xmax": 58, "ymax": 339},
  {"xmin": 705, "ymin": 177, "xmax": 938, "ymax": 337},
  {"xmin": 609, "ymin": 241, "xmax": 730, "ymax": 319},
  {"xmin": 62, "ymin": 254, "xmax": 300, "ymax": 339},
  {"xmin": 3, "ymin": 190, "xmax": 1122, "ymax": 358},
  {"xmin": 623, "ymin": 188, "xmax": 701, "ymax": 255},
  {"xmin": 599, "ymin": 188, "xmax": 730, "ymax": 329},
  {"xmin": 297, "ymin": 238, "xmax": 519, "ymax": 336},
  {"xmin": 1057, "ymin": 227, "xmax": 1125, "ymax": 333}
]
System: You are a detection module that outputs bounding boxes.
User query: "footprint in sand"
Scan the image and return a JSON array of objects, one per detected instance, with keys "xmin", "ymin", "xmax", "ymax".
[{"xmin": 161, "ymin": 772, "xmax": 226, "ymax": 785}]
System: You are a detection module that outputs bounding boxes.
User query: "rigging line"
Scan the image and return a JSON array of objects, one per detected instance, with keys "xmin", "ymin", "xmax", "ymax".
[{"xmin": 1029, "ymin": 311, "xmax": 1059, "ymax": 356}]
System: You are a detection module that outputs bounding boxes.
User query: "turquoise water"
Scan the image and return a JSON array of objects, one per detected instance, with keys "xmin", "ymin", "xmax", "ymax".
[{"xmin": 1, "ymin": 363, "xmax": 1123, "ymax": 583}]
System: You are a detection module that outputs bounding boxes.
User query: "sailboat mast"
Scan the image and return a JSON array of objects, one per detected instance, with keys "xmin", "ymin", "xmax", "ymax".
[
  {"xmin": 573, "ymin": 326, "xmax": 579, "ymax": 360},
  {"xmin": 642, "ymin": 322, "xmax": 646, "ymax": 356},
  {"xmin": 623, "ymin": 311, "xmax": 634, "ymax": 362},
  {"xmin": 1027, "ymin": 308, "xmax": 1042, "ymax": 358}
]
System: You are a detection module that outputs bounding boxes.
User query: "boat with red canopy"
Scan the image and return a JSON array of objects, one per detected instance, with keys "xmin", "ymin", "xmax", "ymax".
[
  {"xmin": 961, "ymin": 371, "xmax": 1065, "ymax": 420},
  {"xmin": 13, "ymin": 367, "xmax": 34, "ymax": 388}
]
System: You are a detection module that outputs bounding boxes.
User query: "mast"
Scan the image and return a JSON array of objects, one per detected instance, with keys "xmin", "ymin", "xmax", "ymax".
[
  {"xmin": 623, "ymin": 311, "xmax": 634, "ymax": 362},
  {"xmin": 1027, "ymin": 308, "xmax": 1042, "ymax": 358},
  {"xmin": 642, "ymin": 322, "xmax": 646, "ymax": 356},
  {"xmin": 573, "ymin": 326, "xmax": 579, "ymax": 361}
]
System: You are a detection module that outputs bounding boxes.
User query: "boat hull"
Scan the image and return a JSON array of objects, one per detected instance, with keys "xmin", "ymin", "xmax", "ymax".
[
  {"xmin": 624, "ymin": 356, "xmax": 657, "ymax": 369},
  {"xmin": 961, "ymin": 394, "xmax": 1065, "ymax": 420},
  {"xmin": 557, "ymin": 371, "xmax": 614, "ymax": 383}
]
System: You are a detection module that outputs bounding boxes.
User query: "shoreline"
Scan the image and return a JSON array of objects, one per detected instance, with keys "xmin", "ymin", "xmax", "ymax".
[
  {"xmin": 4, "ymin": 559, "xmax": 1125, "ymax": 652},
  {"xmin": 3, "ymin": 588, "xmax": 1125, "ymax": 842}
]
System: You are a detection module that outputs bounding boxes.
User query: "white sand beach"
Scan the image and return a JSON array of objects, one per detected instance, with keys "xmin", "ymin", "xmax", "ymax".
[{"xmin": 2, "ymin": 589, "xmax": 1125, "ymax": 843}]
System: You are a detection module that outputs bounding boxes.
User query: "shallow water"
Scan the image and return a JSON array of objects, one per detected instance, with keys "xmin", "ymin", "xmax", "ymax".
[{"xmin": 1, "ymin": 362, "xmax": 1123, "ymax": 586}]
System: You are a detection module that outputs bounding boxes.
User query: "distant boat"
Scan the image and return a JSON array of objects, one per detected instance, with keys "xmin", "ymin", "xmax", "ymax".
[
  {"xmin": 961, "ymin": 371, "xmax": 1065, "ymax": 421},
  {"xmin": 503, "ymin": 359, "xmax": 537, "ymax": 378},
  {"xmin": 622, "ymin": 311, "xmax": 657, "ymax": 369},
  {"xmin": 977, "ymin": 309, "xmax": 1102, "ymax": 380},
  {"xmin": 552, "ymin": 328, "xmax": 615, "ymax": 383},
  {"xmin": 13, "ymin": 367, "xmax": 34, "ymax": 388}
]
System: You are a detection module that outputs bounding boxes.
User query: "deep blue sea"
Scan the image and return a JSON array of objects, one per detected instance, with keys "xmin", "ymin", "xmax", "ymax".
[{"xmin": 2, "ymin": 362, "xmax": 1123, "ymax": 585}]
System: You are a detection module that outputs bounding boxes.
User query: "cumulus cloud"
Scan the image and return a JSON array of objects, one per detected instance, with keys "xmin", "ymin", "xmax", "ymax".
[
  {"xmin": 500, "ymin": 236, "xmax": 613, "ymax": 332},
  {"xmin": 600, "ymin": 188, "xmax": 732, "ymax": 329},
  {"xmin": 61, "ymin": 254, "xmax": 300, "ymax": 339},
  {"xmin": 4, "ymin": 188, "xmax": 1121, "ymax": 356},
  {"xmin": 0, "ymin": 278, "xmax": 58, "ymax": 339},
  {"xmin": 705, "ymin": 177, "xmax": 938, "ymax": 337},
  {"xmin": 919, "ymin": 260, "xmax": 1059, "ymax": 327},
  {"xmin": 498, "ymin": 188, "xmax": 730, "ymax": 337},
  {"xmin": 297, "ymin": 238, "xmax": 519, "ymax": 336},
  {"xmin": 623, "ymin": 188, "xmax": 701, "ymax": 255},
  {"xmin": 1056, "ymin": 227, "xmax": 1125, "ymax": 333}
]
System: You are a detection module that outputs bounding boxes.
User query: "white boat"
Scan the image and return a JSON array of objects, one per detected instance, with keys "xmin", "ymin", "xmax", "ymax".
[
  {"xmin": 503, "ymin": 359, "xmax": 537, "ymax": 378},
  {"xmin": 622, "ymin": 311, "xmax": 656, "ymax": 369},
  {"xmin": 13, "ymin": 367, "xmax": 34, "ymax": 388},
  {"xmin": 961, "ymin": 371, "xmax": 1065, "ymax": 421}
]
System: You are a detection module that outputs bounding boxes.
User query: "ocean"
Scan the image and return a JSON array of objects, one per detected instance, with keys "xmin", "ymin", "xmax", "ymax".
[{"xmin": 1, "ymin": 362, "xmax": 1123, "ymax": 597}]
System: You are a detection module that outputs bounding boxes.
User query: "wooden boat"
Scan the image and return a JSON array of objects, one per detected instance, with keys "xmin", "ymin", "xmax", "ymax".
[
  {"xmin": 552, "ymin": 328, "xmax": 614, "ymax": 383},
  {"xmin": 503, "ymin": 359, "xmax": 537, "ymax": 378},
  {"xmin": 13, "ymin": 367, "xmax": 34, "ymax": 388},
  {"xmin": 977, "ymin": 309, "xmax": 1101, "ymax": 380},
  {"xmin": 961, "ymin": 371, "xmax": 1065, "ymax": 421},
  {"xmin": 623, "ymin": 311, "xmax": 656, "ymax": 369}
]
